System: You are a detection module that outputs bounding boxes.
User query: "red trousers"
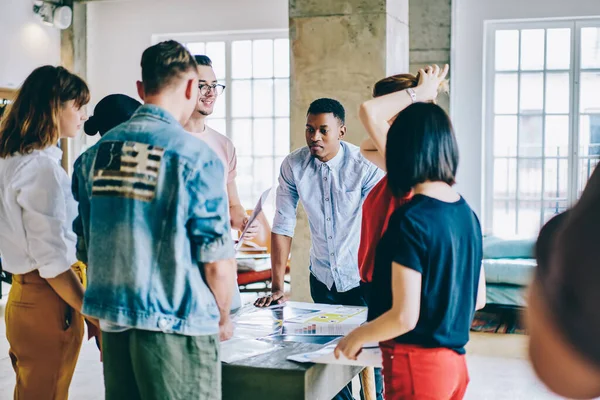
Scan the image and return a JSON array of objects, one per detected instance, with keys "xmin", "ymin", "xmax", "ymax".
[{"xmin": 380, "ymin": 342, "xmax": 470, "ymax": 400}]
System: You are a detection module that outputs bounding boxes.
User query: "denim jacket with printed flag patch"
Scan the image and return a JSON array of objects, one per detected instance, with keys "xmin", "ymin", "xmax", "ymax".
[{"xmin": 72, "ymin": 104, "xmax": 234, "ymax": 336}]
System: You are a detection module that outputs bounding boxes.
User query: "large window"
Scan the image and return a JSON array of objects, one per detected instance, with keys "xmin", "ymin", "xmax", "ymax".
[
  {"xmin": 485, "ymin": 20, "xmax": 600, "ymax": 238},
  {"xmin": 158, "ymin": 30, "xmax": 291, "ymax": 207}
]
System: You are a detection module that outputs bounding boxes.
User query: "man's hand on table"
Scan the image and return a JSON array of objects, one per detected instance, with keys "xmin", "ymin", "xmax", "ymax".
[
  {"xmin": 254, "ymin": 290, "xmax": 287, "ymax": 307},
  {"xmin": 220, "ymin": 317, "xmax": 234, "ymax": 341}
]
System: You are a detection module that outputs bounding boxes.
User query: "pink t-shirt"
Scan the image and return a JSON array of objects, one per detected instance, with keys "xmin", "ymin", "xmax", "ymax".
[{"xmin": 189, "ymin": 125, "xmax": 237, "ymax": 186}]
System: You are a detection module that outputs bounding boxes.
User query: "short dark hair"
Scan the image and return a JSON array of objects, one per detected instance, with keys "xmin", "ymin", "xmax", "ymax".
[
  {"xmin": 307, "ymin": 98, "xmax": 345, "ymax": 125},
  {"xmin": 386, "ymin": 102, "xmax": 459, "ymax": 197},
  {"xmin": 140, "ymin": 40, "xmax": 198, "ymax": 95},
  {"xmin": 194, "ymin": 55, "xmax": 212, "ymax": 67}
]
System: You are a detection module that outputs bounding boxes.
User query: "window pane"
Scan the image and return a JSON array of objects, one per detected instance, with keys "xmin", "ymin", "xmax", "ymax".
[
  {"xmin": 253, "ymin": 118, "xmax": 274, "ymax": 156},
  {"xmin": 275, "ymin": 79, "xmax": 290, "ymax": 117},
  {"xmin": 544, "ymin": 158, "xmax": 568, "ymax": 200},
  {"xmin": 494, "ymin": 73, "xmax": 518, "ymax": 114},
  {"xmin": 518, "ymin": 159, "xmax": 543, "ymax": 200},
  {"xmin": 206, "ymin": 42, "xmax": 226, "ymax": 80},
  {"xmin": 543, "ymin": 199, "xmax": 568, "ymax": 224},
  {"xmin": 232, "ymin": 80, "xmax": 252, "ymax": 117},
  {"xmin": 519, "ymin": 73, "xmax": 544, "ymax": 112},
  {"xmin": 253, "ymin": 80, "xmax": 274, "ymax": 117},
  {"xmin": 207, "ymin": 118, "xmax": 226, "ymax": 136},
  {"xmin": 254, "ymin": 157, "xmax": 274, "ymax": 194},
  {"xmin": 546, "ymin": 28, "xmax": 571, "ymax": 70},
  {"xmin": 517, "ymin": 201, "xmax": 542, "ymax": 238},
  {"xmin": 495, "ymin": 30, "xmax": 519, "ymax": 71},
  {"xmin": 186, "ymin": 42, "xmax": 205, "ymax": 55},
  {"xmin": 237, "ymin": 156, "xmax": 254, "ymax": 206},
  {"xmin": 493, "ymin": 199, "xmax": 516, "ymax": 238},
  {"xmin": 581, "ymin": 27, "xmax": 600, "ymax": 69},
  {"xmin": 493, "ymin": 158, "xmax": 517, "ymax": 197},
  {"xmin": 579, "ymin": 114, "xmax": 600, "ymax": 156},
  {"xmin": 580, "ymin": 72, "xmax": 600, "ymax": 113},
  {"xmin": 545, "ymin": 73, "xmax": 570, "ymax": 114},
  {"xmin": 579, "ymin": 158, "xmax": 600, "ymax": 195},
  {"xmin": 231, "ymin": 118, "xmax": 252, "ymax": 156},
  {"xmin": 493, "ymin": 116, "xmax": 517, "ymax": 157},
  {"xmin": 232, "ymin": 41, "xmax": 252, "ymax": 79},
  {"xmin": 520, "ymin": 29, "xmax": 545, "ymax": 71},
  {"xmin": 211, "ymin": 90, "xmax": 226, "ymax": 119},
  {"xmin": 253, "ymin": 40, "xmax": 274, "ymax": 78},
  {"xmin": 274, "ymin": 38, "xmax": 290, "ymax": 78},
  {"xmin": 275, "ymin": 118, "xmax": 290, "ymax": 156},
  {"xmin": 519, "ymin": 116, "xmax": 543, "ymax": 157},
  {"xmin": 545, "ymin": 115, "xmax": 569, "ymax": 157}
]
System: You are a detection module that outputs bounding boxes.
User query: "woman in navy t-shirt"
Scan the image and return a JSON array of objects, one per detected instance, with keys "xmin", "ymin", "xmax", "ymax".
[{"xmin": 335, "ymin": 76, "xmax": 486, "ymax": 399}]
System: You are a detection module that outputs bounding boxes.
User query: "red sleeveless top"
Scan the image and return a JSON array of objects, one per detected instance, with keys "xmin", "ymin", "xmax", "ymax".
[{"xmin": 359, "ymin": 176, "xmax": 412, "ymax": 282}]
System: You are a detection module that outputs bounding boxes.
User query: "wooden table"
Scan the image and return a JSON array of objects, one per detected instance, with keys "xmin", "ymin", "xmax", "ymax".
[{"xmin": 222, "ymin": 341, "xmax": 363, "ymax": 400}]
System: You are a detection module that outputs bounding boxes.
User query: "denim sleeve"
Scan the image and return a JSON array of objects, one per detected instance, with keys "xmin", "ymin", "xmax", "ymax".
[
  {"xmin": 271, "ymin": 157, "xmax": 299, "ymax": 237},
  {"xmin": 188, "ymin": 158, "xmax": 235, "ymax": 263},
  {"xmin": 361, "ymin": 160, "xmax": 385, "ymax": 199},
  {"xmin": 71, "ymin": 158, "xmax": 89, "ymax": 264}
]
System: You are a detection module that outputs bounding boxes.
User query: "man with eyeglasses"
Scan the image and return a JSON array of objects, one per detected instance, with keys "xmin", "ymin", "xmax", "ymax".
[{"xmin": 185, "ymin": 55, "xmax": 258, "ymax": 312}]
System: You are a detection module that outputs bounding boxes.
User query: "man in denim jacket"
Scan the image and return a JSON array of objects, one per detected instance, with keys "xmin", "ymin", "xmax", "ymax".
[{"xmin": 72, "ymin": 41, "xmax": 236, "ymax": 399}]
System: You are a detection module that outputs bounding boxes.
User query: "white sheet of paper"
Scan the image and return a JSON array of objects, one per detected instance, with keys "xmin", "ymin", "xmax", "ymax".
[
  {"xmin": 220, "ymin": 338, "xmax": 280, "ymax": 363},
  {"xmin": 235, "ymin": 188, "xmax": 271, "ymax": 251},
  {"xmin": 287, "ymin": 344, "xmax": 383, "ymax": 368}
]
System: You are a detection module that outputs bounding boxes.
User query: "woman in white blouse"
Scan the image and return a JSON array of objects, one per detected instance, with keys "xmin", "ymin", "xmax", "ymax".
[{"xmin": 0, "ymin": 65, "xmax": 98, "ymax": 399}]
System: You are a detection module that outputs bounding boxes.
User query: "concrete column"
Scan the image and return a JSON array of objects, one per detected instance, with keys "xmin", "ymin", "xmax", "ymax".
[
  {"xmin": 409, "ymin": 0, "xmax": 451, "ymax": 111},
  {"xmin": 60, "ymin": 0, "xmax": 87, "ymax": 173},
  {"xmin": 288, "ymin": 0, "xmax": 409, "ymax": 302}
]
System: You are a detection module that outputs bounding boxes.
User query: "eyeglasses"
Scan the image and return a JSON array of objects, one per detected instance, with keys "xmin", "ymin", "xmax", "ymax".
[{"xmin": 198, "ymin": 83, "xmax": 226, "ymax": 96}]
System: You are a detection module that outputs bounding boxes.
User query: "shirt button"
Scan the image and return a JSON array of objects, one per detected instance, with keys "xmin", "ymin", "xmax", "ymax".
[
  {"xmin": 327, "ymin": 218, "xmax": 331, "ymax": 221},
  {"xmin": 328, "ymin": 236, "xmax": 332, "ymax": 239},
  {"xmin": 324, "ymin": 177, "xmax": 328, "ymax": 181},
  {"xmin": 325, "ymin": 198, "xmax": 329, "ymax": 201},
  {"xmin": 158, "ymin": 318, "xmax": 168, "ymax": 330},
  {"xmin": 330, "ymin": 253, "xmax": 334, "ymax": 256}
]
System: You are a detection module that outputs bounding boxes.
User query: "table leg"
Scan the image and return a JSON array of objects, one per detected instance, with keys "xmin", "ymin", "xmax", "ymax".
[{"xmin": 360, "ymin": 367, "xmax": 376, "ymax": 400}]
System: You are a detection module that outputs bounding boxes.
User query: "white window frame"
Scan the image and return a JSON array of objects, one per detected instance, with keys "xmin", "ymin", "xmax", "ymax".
[
  {"xmin": 483, "ymin": 18, "xmax": 600, "ymax": 237},
  {"xmin": 153, "ymin": 29, "xmax": 290, "ymax": 206}
]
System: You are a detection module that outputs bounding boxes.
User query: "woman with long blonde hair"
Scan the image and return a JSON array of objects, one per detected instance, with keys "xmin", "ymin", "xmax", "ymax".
[{"xmin": 0, "ymin": 65, "xmax": 98, "ymax": 399}]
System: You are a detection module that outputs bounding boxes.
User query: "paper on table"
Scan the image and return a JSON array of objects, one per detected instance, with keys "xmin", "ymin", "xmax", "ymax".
[
  {"xmin": 220, "ymin": 338, "xmax": 280, "ymax": 363},
  {"xmin": 287, "ymin": 344, "xmax": 383, "ymax": 368},
  {"xmin": 282, "ymin": 306, "xmax": 367, "ymax": 336},
  {"xmin": 282, "ymin": 322, "xmax": 360, "ymax": 336},
  {"xmin": 235, "ymin": 188, "xmax": 271, "ymax": 251}
]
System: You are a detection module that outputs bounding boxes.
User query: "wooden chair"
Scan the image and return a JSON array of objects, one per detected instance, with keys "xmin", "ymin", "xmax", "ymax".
[{"xmin": 237, "ymin": 210, "xmax": 290, "ymax": 292}]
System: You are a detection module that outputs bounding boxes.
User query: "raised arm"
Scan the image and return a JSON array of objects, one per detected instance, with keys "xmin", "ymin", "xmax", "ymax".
[{"xmin": 359, "ymin": 64, "xmax": 449, "ymax": 171}]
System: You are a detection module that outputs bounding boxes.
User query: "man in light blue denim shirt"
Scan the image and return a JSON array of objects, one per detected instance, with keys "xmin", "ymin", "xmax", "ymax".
[
  {"xmin": 254, "ymin": 98, "xmax": 383, "ymax": 399},
  {"xmin": 72, "ymin": 41, "xmax": 236, "ymax": 400}
]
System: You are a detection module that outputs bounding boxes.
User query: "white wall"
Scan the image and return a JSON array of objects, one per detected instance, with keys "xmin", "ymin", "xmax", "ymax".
[
  {"xmin": 0, "ymin": 0, "xmax": 61, "ymax": 89},
  {"xmin": 451, "ymin": 0, "xmax": 600, "ymax": 220},
  {"xmin": 87, "ymin": 0, "xmax": 288, "ymax": 106}
]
